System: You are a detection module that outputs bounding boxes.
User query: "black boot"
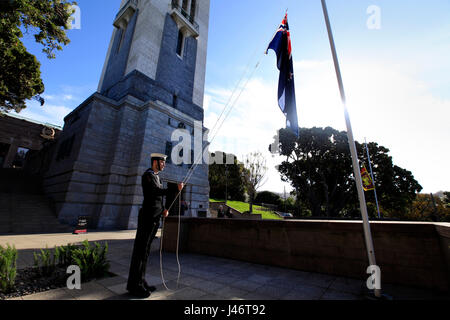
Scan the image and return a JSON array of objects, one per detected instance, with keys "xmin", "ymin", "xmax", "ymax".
[
  {"xmin": 143, "ymin": 281, "xmax": 156, "ymax": 292},
  {"xmin": 127, "ymin": 285, "xmax": 151, "ymax": 298}
]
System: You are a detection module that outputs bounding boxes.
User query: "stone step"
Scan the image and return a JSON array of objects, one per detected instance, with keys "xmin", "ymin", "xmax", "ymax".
[{"xmin": 0, "ymin": 169, "xmax": 72, "ymax": 234}]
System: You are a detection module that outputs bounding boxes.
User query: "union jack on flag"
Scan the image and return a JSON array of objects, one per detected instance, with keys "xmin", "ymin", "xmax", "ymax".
[{"xmin": 266, "ymin": 14, "xmax": 299, "ymax": 137}]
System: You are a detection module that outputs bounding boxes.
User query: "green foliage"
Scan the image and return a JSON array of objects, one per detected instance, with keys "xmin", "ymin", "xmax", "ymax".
[
  {"xmin": 243, "ymin": 151, "xmax": 268, "ymax": 213},
  {"xmin": 276, "ymin": 127, "xmax": 423, "ymax": 219},
  {"xmin": 54, "ymin": 243, "xmax": 77, "ymax": 267},
  {"xmin": 0, "ymin": 0, "xmax": 76, "ymax": 112},
  {"xmin": 406, "ymin": 193, "xmax": 450, "ymax": 222},
  {"xmin": 71, "ymin": 240, "xmax": 110, "ymax": 281},
  {"xmin": 226, "ymin": 200, "xmax": 282, "ymax": 220},
  {"xmin": 32, "ymin": 241, "xmax": 109, "ymax": 281},
  {"xmin": 443, "ymin": 192, "xmax": 450, "ymax": 209},
  {"xmin": 255, "ymin": 191, "xmax": 282, "ymax": 206},
  {"xmin": 33, "ymin": 246, "xmax": 56, "ymax": 276},
  {"xmin": 278, "ymin": 196, "xmax": 297, "ymax": 215},
  {"xmin": 0, "ymin": 244, "xmax": 18, "ymax": 293},
  {"xmin": 208, "ymin": 152, "xmax": 247, "ymax": 202}
]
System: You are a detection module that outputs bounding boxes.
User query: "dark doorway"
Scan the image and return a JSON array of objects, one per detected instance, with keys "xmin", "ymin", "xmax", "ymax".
[
  {"xmin": 165, "ymin": 182, "xmax": 186, "ymax": 216},
  {"xmin": 12, "ymin": 147, "xmax": 30, "ymax": 169},
  {"xmin": 0, "ymin": 143, "xmax": 10, "ymax": 168}
]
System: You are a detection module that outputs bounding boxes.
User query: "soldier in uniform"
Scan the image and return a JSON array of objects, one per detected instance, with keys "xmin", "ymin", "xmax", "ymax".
[{"xmin": 127, "ymin": 153, "xmax": 184, "ymax": 298}]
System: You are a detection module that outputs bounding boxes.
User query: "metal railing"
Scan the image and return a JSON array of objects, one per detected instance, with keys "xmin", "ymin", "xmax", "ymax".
[{"xmin": 171, "ymin": 0, "xmax": 199, "ymax": 32}]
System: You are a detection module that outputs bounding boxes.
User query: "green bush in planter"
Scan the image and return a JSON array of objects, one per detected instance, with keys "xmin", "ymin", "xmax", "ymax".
[
  {"xmin": 71, "ymin": 240, "xmax": 110, "ymax": 281},
  {"xmin": 32, "ymin": 241, "xmax": 110, "ymax": 282},
  {"xmin": 33, "ymin": 246, "xmax": 56, "ymax": 276},
  {"xmin": 0, "ymin": 244, "xmax": 18, "ymax": 293}
]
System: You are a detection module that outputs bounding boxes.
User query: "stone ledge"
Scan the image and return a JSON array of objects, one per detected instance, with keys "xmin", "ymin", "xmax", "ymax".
[{"xmin": 163, "ymin": 218, "xmax": 450, "ymax": 292}]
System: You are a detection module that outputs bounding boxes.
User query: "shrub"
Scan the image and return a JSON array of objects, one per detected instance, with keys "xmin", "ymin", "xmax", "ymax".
[
  {"xmin": 0, "ymin": 244, "xmax": 18, "ymax": 293},
  {"xmin": 33, "ymin": 246, "xmax": 56, "ymax": 276},
  {"xmin": 255, "ymin": 191, "xmax": 282, "ymax": 206},
  {"xmin": 32, "ymin": 241, "xmax": 109, "ymax": 284},
  {"xmin": 71, "ymin": 240, "xmax": 110, "ymax": 281},
  {"xmin": 54, "ymin": 243, "xmax": 77, "ymax": 267}
]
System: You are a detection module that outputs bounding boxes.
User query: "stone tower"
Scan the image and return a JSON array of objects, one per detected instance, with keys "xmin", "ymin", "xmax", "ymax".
[{"xmin": 43, "ymin": 0, "xmax": 210, "ymax": 229}]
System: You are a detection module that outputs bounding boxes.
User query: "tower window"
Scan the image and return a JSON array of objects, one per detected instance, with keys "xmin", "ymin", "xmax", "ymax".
[
  {"xmin": 176, "ymin": 29, "xmax": 184, "ymax": 57},
  {"xmin": 190, "ymin": 0, "xmax": 196, "ymax": 21},
  {"xmin": 173, "ymin": 94, "xmax": 178, "ymax": 108},
  {"xmin": 117, "ymin": 25, "xmax": 127, "ymax": 54},
  {"xmin": 165, "ymin": 141, "xmax": 173, "ymax": 164},
  {"xmin": 182, "ymin": 0, "xmax": 189, "ymax": 12}
]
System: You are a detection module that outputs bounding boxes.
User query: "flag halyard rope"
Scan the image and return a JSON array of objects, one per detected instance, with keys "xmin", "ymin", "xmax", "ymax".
[{"xmin": 158, "ymin": 51, "xmax": 265, "ymax": 292}]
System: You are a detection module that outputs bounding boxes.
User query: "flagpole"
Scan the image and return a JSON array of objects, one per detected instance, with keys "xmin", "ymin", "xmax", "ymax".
[
  {"xmin": 365, "ymin": 138, "xmax": 381, "ymax": 219},
  {"xmin": 321, "ymin": 0, "xmax": 381, "ymax": 298}
]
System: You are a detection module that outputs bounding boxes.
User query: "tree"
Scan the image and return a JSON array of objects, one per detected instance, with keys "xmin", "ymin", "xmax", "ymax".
[
  {"xmin": 208, "ymin": 152, "xmax": 246, "ymax": 202},
  {"xmin": 278, "ymin": 195, "xmax": 296, "ymax": 214},
  {"xmin": 0, "ymin": 0, "xmax": 76, "ymax": 112},
  {"xmin": 255, "ymin": 191, "xmax": 281, "ymax": 206},
  {"xmin": 360, "ymin": 141, "xmax": 423, "ymax": 219},
  {"xmin": 243, "ymin": 151, "xmax": 268, "ymax": 213},
  {"xmin": 443, "ymin": 192, "xmax": 450, "ymax": 208},
  {"xmin": 407, "ymin": 193, "xmax": 450, "ymax": 222},
  {"xmin": 276, "ymin": 127, "xmax": 423, "ymax": 219}
]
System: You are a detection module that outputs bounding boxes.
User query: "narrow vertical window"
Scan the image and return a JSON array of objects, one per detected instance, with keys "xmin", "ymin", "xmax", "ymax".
[
  {"xmin": 182, "ymin": 0, "xmax": 189, "ymax": 12},
  {"xmin": 173, "ymin": 94, "xmax": 178, "ymax": 108},
  {"xmin": 165, "ymin": 141, "xmax": 173, "ymax": 164},
  {"xmin": 176, "ymin": 29, "xmax": 184, "ymax": 57},
  {"xmin": 117, "ymin": 25, "xmax": 127, "ymax": 53},
  {"xmin": 190, "ymin": 0, "xmax": 196, "ymax": 21}
]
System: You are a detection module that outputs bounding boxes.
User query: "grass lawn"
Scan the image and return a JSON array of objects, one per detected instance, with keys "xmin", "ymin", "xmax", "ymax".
[{"xmin": 210, "ymin": 199, "xmax": 282, "ymax": 220}]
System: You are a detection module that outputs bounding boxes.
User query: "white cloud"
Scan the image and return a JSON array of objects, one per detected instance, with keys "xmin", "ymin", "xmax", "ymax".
[
  {"xmin": 339, "ymin": 60, "xmax": 450, "ymax": 193},
  {"xmin": 18, "ymin": 102, "xmax": 72, "ymax": 127},
  {"xmin": 204, "ymin": 58, "xmax": 450, "ymax": 194},
  {"xmin": 205, "ymin": 78, "xmax": 293, "ymax": 194},
  {"xmin": 13, "ymin": 85, "xmax": 96, "ymax": 127}
]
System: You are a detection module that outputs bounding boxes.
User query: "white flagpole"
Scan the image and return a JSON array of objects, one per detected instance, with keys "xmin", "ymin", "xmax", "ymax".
[
  {"xmin": 321, "ymin": 0, "xmax": 381, "ymax": 297},
  {"xmin": 365, "ymin": 138, "xmax": 381, "ymax": 219}
]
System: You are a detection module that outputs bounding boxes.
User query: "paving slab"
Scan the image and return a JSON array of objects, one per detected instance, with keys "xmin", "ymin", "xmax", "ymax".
[
  {"xmin": 21, "ymin": 288, "xmax": 74, "ymax": 300},
  {"xmin": 329, "ymin": 277, "xmax": 366, "ymax": 295},
  {"xmin": 96, "ymin": 275, "xmax": 127, "ymax": 288},
  {"xmin": 229, "ymin": 279, "xmax": 265, "ymax": 292},
  {"xmin": 2, "ymin": 230, "xmax": 447, "ymax": 301},
  {"xmin": 68, "ymin": 282, "xmax": 117, "ymax": 300},
  {"xmin": 320, "ymin": 288, "xmax": 362, "ymax": 300},
  {"xmin": 165, "ymin": 287, "xmax": 208, "ymax": 300},
  {"xmin": 214, "ymin": 286, "xmax": 250, "ymax": 300},
  {"xmin": 282, "ymin": 284, "xmax": 327, "ymax": 300},
  {"xmin": 106, "ymin": 283, "xmax": 128, "ymax": 296},
  {"xmin": 187, "ymin": 278, "xmax": 229, "ymax": 293}
]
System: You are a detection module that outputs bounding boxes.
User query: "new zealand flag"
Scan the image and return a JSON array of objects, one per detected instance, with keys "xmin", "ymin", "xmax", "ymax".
[{"xmin": 266, "ymin": 14, "xmax": 299, "ymax": 137}]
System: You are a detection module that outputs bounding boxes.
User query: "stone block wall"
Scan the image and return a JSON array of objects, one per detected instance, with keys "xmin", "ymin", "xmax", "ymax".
[
  {"xmin": 163, "ymin": 218, "xmax": 450, "ymax": 292},
  {"xmin": 43, "ymin": 93, "xmax": 209, "ymax": 229}
]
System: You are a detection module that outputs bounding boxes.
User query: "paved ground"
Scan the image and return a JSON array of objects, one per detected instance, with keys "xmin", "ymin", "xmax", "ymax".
[{"xmin": 1, "ymin": 230, "xmax": 447, "ymax": 300}]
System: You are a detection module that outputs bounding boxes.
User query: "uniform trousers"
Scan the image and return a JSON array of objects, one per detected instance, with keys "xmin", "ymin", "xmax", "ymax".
[{"xmin": 127, "ymin": 211, "xmax": 160, "ymax": 291}]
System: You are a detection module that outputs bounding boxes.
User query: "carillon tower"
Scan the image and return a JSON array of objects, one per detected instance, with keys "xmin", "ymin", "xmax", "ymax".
[{"xmin": 43, "ymin": 0, "xmax": 211, "ymax": 229}]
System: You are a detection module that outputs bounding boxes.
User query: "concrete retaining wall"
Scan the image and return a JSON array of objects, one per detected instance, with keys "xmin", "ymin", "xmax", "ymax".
[{"xmin": 162, "ymin": 217, "xmax": 450, "ymax": 292}]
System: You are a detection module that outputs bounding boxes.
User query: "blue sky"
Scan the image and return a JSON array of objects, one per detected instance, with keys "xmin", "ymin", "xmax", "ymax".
[{"xmin": 15, "ymin": 0, "xmax": 450, "ymax": 195}]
